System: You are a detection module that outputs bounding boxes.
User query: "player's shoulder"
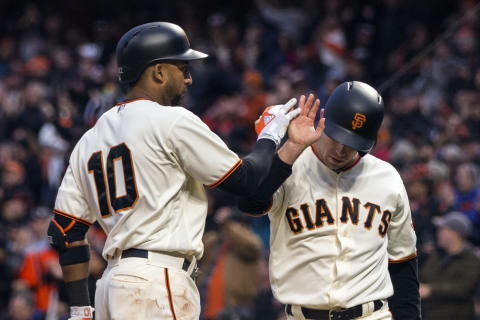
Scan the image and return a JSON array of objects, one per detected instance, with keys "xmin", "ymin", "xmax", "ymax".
[
  {"xmin": 292, "ymin": 147, "xmax": 314, "ymax": 169},
  {"xmin": 288, "ymin": 147, "xmax": 318, "ymax": 179},
  {"xmin": 362, "ymin": 154, "xmax": 402, "ymax": 179},
  {"xmin": 363, "ymin": 153, "xmax": 395, "ymax": 168},
  {"xmin": 121, "ymin": 99, "xmax": 188, "ymax": 117}
]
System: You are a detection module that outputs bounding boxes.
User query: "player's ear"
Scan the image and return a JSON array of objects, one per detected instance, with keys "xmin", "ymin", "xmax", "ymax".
[{"xmin": 152, "ymin": 63, "xmax": 167, "ymax": 84}]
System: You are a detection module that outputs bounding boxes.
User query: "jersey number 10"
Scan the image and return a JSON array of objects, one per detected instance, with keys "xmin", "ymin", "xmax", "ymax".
[{"xmin": 87, "ymin": 143, "xmax": 138, "ymax": 218}]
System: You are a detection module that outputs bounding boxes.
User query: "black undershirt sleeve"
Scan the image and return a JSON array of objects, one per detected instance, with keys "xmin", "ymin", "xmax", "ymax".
[
  {"xmin": 388, "ymin": 257, "xmax": 421, "ymax": 319},
  {"xmin": 236, "ymin": 153, "xmax": 293, "ymax": 215},
  {"xmin": 216, "ymin": 139, "xmax": 277, "ymax": 196},
  {"xmin": 65, "ymin": 278, "xmax": 90, "ymax": 306}
]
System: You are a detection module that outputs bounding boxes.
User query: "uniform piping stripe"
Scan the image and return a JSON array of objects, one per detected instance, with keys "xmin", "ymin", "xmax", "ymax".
[
  {"xmin": 206, "ymin": 159, "xmax": 243, "ymax": 189},
  {"xmin": 244, "ymin": 199, "xmax": 273, "ymax": 217},
  {"xmin": 51, "ymin": 219, "xmax": 69, "ymax": 246},
  {"xmin": 53, "ymin": 209, "xmax": 93, "ymax": 226},
  {"xmin": 63, "ymin": 220, "xmax": 76, "ymax": 232},
  {"xmin": 164, "ymin": 268, "xmax": 177, "ymax": 320},
  {"xmin": 388, "ymin": 252, "xmax": 417, "ymax": 263},
  {"xmin": 51, "ymin": 219, "xmax": 65, "ymax": 234}
]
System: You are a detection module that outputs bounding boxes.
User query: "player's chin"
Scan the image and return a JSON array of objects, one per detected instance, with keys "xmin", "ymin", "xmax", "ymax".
[{"xmin": 328, "ymin": 156, "xmax": 347, "ymax": 167}]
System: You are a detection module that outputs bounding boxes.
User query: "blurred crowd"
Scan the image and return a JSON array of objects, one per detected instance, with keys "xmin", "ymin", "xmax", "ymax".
[{"xmin": 0, "ymin": 0, "xmax": 480, "ymax": 319}]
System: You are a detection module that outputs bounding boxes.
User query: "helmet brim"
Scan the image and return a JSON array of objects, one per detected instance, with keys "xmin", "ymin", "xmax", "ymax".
[
  {"xmin": 165, "ymin": 48, "xmax": 208, "ymax": 61},
  {"xmin": 324, "ymin": 118, "xmax": 375, "ymax": 153}
]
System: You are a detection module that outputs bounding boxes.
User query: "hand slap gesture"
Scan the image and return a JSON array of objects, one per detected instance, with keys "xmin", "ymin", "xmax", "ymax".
[{"xmin": 287, "ymin": 93, "xmax": 324, "ymax": 147}]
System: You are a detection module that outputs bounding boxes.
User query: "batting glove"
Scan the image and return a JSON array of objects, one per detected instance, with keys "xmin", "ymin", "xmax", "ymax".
[
  {"xmin": 256, "ymin": 98, "xmax": 300, "ymax": 146},
  {"xmin": 68, "ymin": 306, "xmax": 94, "ymax": 320}
]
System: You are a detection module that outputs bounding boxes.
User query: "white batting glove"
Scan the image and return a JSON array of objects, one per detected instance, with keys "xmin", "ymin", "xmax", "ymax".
[
  {"xmin": 257, "ymin": 98, "xmax": 301, "ymax": 146},
  {"xmin": 68, "ymin": 306, "xmax": 94, "ymax": 320}
]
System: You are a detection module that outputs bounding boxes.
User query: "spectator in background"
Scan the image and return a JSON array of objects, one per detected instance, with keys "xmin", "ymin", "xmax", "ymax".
[
  {"xmin": 17, "ymin": 207, "xmax": 61, "ymax": 318},
  {"xmin": 475, "ymin": 283, "xmax": 480, "ymax": 320},
  {"xmin": 420, "ymin": 211, "xmax": 480, "ymax": 320},
  {"xmin": 0, "ymin": 0, "xmax": 480, "ymax": 317},
  {"xmin": 454, "ymin": 162, "xmax": 480, "ymax": 244},
  {"xmin": 241, "ymin": 70, "xmax": 267, "ymax": 127},
  {"xmin": 0, "ymin": 232, "xmax": 12, "ymax": 313},
  {"xmin": 199, "ymin": 207, "xmax": 265, "ymax": 320},
  {"xmin": 0, "ymin": 289, "xmax": 36, "ymax": 320},
  {"xmin": 1, "ymin": 161, "xmax": 27, "ymax": 196}
]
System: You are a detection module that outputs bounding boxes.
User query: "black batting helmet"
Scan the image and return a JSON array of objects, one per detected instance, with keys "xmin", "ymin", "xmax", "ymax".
[
  {"xmin": 116, "ymin": 22, "xmax": 208, "ymax": 84},
  {"xmin": 324, "ymin": 81, "xmax": 384, "ymax": 154}
]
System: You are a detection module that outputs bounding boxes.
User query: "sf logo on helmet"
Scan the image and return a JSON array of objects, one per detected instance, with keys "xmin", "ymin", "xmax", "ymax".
[{"xmin": 352, "ymin": 113, "xmax": 366, "ymax": 130}]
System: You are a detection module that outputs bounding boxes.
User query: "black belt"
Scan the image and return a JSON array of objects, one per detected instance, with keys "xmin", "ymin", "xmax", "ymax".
[
  {"xmin": 286, "ymin": 300, "xmax": 383, "ymax": 320},
  {"xmin": 121, "ymin": 248, "xmax": 193, "ymax": 274}
]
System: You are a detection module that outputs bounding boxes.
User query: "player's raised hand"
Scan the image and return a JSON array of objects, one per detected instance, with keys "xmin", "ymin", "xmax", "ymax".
[{"xmin": 286, "ymin": 93, "xmax": 324, "ymax": 147}]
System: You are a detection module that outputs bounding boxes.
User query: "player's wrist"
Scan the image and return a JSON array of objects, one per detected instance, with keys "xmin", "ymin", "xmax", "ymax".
[{"xmin": 278, "ymin": 140, "xmax": 306, "ymax": 164}]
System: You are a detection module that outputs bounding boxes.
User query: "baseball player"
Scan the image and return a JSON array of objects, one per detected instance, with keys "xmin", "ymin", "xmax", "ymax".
[
  {"xmin": 239, "ymin": 81, "xmax": 421, "ymax": 320},
  {"xmin": 46, "ymin": 22, "xmax": 323, "ymax": 320}
]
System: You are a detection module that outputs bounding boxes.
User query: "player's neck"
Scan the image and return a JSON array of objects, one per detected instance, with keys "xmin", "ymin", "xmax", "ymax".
[
  {"xmin": 338, "ymin": 153, "xmax": 360, "ymax": 172},
  {"xmin": 126, "ymin": 86, "xmax": 162, "ymax": 104}
]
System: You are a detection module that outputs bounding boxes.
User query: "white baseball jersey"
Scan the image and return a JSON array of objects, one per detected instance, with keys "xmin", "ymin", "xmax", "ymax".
[
  {"xmin": 266, "ymin": 146, "xmax": 417, "ymax": 309},
  {"xmin": 54, "ymin": 98, "xmax": 240, "ymax": 260}
]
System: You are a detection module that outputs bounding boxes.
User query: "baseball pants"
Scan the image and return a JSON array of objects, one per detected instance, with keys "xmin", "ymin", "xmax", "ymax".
[{"xmin": 95, "ymin": 253, "xmax": 200, "ymax": 320}]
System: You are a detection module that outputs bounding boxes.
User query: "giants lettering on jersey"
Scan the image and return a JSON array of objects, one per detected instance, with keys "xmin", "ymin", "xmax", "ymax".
[{"xmin": 285, "ymin": 196, "xmax": 391, "ymax": 237}]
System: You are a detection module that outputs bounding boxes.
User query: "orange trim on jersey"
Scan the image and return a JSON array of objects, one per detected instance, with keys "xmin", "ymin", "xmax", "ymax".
[
  {"xmin": 114, "ymin": 98, "xmax": 151, "ymax": 107},
  {"xmin": 388, "ymin": 252, "xmax": 417, "ymax": 263},
  {"xmin": 51, "ymin": 219, "xmax": 65, "ymax": 234},
  {"xmin": 244, "ymin": 199, "xmax": 273, "ymax": 217},
  {"xmin": 51, "ymin": 219, "xmax": 69, "ymax": 246},
  {"xmin": 63, "ymin": 220, "xmax": 76, "ymax": 232},
  {"xmin": 206, "ymin": 159, "xmax": 243, "ymax": 189},
  {"xmin": 164, "ymin": 268, "xmax": 177, "ymax": 320},
  {"xmin": 53, "ymin": 209, "xmax": 93, "ymax": 226}
]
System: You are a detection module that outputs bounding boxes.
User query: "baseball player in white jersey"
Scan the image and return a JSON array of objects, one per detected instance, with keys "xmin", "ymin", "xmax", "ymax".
[
  {"xmin": 239, "ymin": 81, "xmax": 421, "ymax": 320},
  {"xmin": 46, "ymin": 22, "xmax": 324, "ymax": 320}
]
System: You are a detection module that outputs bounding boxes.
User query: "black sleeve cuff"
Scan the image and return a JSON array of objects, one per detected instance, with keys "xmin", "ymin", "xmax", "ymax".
[{"xmin": 65, "ymin": 278, "xmax": 90, "ymax": 306}]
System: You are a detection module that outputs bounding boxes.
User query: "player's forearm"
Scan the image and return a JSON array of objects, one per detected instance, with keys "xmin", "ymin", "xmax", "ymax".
[
  {"xmin": 217, "ymin": 139, "xmax": 276, "ymax": 196},
  {"xmin": 388, "ymin": 257, "xmax": 421, "ymax": 319},
  {"xmin": 237, "ymin": 153, "xmax": 292, "ymax": 215},
  {"xmin": 278, "ymin": 139, "xmax": 306, "ymax": 165},
  {"xmin": 62, "ymin": 261, "xmax": 89, "ymax": 282},
  {"xmin": 61, "ymin": 240, "xmax": 91, "ymax": 306}
]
